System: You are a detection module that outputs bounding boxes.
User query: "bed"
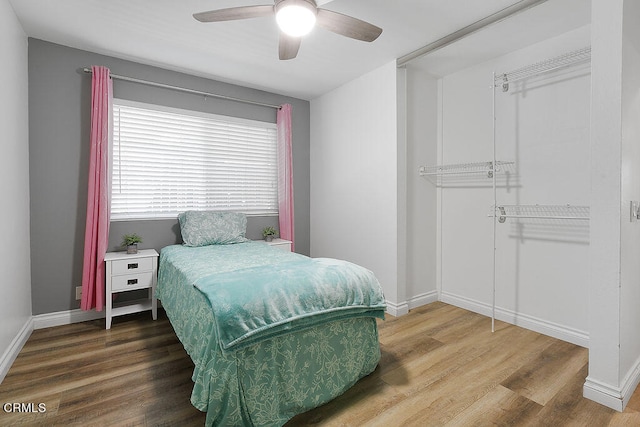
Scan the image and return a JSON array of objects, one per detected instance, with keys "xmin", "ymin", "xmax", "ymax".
[{"xmin": 156, "ymin": 211, "xmax": 386, "ymax": 426}]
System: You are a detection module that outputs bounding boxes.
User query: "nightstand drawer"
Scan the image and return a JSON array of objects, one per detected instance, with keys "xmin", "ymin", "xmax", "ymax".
[
  {"xmin": 111, "ymin": 272, "xmax": 153, "ymax": 291},
  {"xmin": 111, "ymin": 257, "xmax": 153, "ymax": 275},
  {"xmin": 264, "ymin": 238, "xmax": 292, "ymax": 252}
]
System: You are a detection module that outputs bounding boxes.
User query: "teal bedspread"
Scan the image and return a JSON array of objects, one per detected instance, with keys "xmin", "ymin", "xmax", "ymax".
[
  {"xmin": 194, "ymin": 257, "xmax": 386, "ymax": 350},
  {"xmin": 157, "ymin": 242, "xmax": 385, "ymax": 426}
]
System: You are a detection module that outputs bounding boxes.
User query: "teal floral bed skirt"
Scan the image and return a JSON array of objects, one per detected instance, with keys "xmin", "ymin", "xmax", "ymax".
[{"xmin": 157, "ymin": 243, "xmax": 382, "ymax": 426}]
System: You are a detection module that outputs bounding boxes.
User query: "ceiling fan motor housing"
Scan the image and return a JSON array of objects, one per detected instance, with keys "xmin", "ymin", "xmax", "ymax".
[
  {"xmin": 275, "ymin": 0, "xmax": 318, "ymax": 37},
  {"xmin": 275, "ymin": 0, "xmax": 318, "ymax": 14}
]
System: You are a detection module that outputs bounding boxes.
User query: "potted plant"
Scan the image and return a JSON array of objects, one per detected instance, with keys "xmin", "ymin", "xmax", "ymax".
[
  {"xmin": 121, "ymin": 233, "xmax": 143, "ymax": 254},
  {"xmin": 262, "ymin": 226, "xmax": 277, "ymax": 242}
]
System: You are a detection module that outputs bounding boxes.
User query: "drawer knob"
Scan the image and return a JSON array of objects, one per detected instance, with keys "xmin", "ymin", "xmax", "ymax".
[
  {"xmin": 127, "ymin": 263, "xmax": 138, "ymax": 269},
  {"xmin": 127, "ymin": 279, "xmax": 138, "ymax": 285}
]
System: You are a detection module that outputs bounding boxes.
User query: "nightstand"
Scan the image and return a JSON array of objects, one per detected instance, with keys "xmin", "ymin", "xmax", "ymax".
[
  {"xmin": 104, "ymin": 249, "xmax": 159, "ymax": 329},
  {"xmin": 266, "ymin": 238, "xmax": 292, "ymax": 252}
]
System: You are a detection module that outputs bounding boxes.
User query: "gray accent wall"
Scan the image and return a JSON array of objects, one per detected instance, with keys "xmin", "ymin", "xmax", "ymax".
[{"xmin": 28, "ymin": 39, "xmax": 310, "ymax": 315}]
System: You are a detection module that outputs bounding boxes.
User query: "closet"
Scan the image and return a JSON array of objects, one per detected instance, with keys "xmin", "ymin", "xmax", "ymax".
[
  {"xmin": 487, "ymin": 46, "xmax": 591, "ymax": 335},
  {"xmin": 405, "ymin": 2, "xmax": 592, "ymax": 346}
]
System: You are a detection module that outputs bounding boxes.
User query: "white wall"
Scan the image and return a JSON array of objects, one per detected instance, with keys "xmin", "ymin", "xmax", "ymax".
[
  {"xmin": 405, "ymin": 66, "xmax": 439, "ymax": 306},
  {"xmin": 584, "ymin": 0, "xmax": 624, "ymax": 410},
  {"xmin": 620, "ymin": 0, "xmax": 640, "ymax": 397},
  {"xmin": 310, "ymin": 61, "xmax": 401, "ymax": 311},
  {"xmin": 584, "ymin": 0, "xmax": 640, "ymax": 411},
  {"xmin": 0, "ymin": 0, "xmax": 32, "ymax": 382},
  {"xmin": 437, "ymin": 26, "xmax": 592, "ymax": 345}
]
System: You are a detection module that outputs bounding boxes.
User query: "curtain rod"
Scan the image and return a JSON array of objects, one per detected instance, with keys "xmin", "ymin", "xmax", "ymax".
[{"xmin": 82, "ymin": 67, "xmax": 281, "ymax": 110}]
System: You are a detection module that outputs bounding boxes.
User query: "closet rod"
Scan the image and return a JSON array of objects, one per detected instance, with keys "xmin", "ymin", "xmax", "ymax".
[
  {"xmin": 81, "ymin": 68, "xmax": 281, "ymax": 110},
  {"xmin": 397, "ymin": 0, "xmax": 548, "ymax": 66}
]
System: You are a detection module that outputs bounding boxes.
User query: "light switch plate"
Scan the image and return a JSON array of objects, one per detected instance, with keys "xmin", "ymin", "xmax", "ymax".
[{"xmin": 631, "ymin": 201, "xmax": 639, "ymax": 222}]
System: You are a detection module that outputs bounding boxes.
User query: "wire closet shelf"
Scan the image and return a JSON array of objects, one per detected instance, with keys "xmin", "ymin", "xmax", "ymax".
[
  {"xmin": 487, "ymin": 46, "xmax": 592, "ymax": 333},
  {"xmin": 490, "ymin": 204, "xmax": 590, "ymax": 223},
  {"xmin": 418, "ymin": 161, "xmax": 514, "ymax": 178},
  {"xmin": 495, "ymin": 46, "xmax": 591, "ymax": 92}
]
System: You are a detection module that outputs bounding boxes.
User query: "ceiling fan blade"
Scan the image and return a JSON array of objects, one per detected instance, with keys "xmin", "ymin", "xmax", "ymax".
[
  {"xmin": 193, "ymin": 5, "xmax": 274, "ymax": 22},
  {"xmin": 279, "ymin": 32, "xmax": 301, "ymax": 60},
  {"xmin": 316, "ymin": 9, "xmax": 382, "ymax": 42}
]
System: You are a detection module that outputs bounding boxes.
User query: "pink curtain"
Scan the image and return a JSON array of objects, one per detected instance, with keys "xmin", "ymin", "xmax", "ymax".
[
  {"xmin": 277, "ymin": 104, "xmax": 295, "ymax": 251},
  {"xmin": 81, "ymin": 66, "xmax": 112, "ymax": 311}
]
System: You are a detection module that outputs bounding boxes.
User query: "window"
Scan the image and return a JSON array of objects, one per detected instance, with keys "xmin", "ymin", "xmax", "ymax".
[{"xmin": 111, "ymin": 100, "xmax": 278, "ymax": 220}]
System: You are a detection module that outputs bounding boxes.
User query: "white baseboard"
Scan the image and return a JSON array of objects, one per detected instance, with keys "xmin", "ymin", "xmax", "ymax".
[
  {"xmin": 33, "ymin": 308, "xmax": 105, "ymax": 330},
  {"xmin": 385, "ymin": 291, "xmax": 438, "ymax": 317},
  {"xmin": 407, "ymin": 291, "xmax": 438, "ymax": 310},
  {"xmin": 0, "ymin": 317, "xmax": 33, "ymax": 384},
  {"xmin": 385, "ymin": 300, "xmax": 409, "ymax": 317},
  {"xmin": 583, "ymin": 353, "xmax": 640, "ymax": 411},
  {"xmin": 1, "ymin": 309, "xmax": 104, "ymax": 383},
  {"xmin": 620, "ymin": 355, "xmax": 640, "ymax": 409},
  {"xmin": 440, "ymin": 291, "xmax": 589, "ymax": 348},
  {"xmin": 583, "ymin": 377, "xmax": 624, "ymax": 411},
  {"xmin": 439, "ymin": 292, "xmax": 488, "ymax": 318}
]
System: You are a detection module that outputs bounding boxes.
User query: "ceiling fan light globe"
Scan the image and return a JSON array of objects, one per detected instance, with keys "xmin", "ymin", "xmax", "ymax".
[{"xmin": 276, "ymin": 4, "xmax": 317, "ymax": 37}]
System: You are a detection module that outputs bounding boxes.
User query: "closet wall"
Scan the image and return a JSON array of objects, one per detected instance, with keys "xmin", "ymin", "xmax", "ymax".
[
  {"xmin": 405, "ymin": 68, "xmax": 439, "ymax": 307},
  {"xmin": 310, "ymin": 61, "xmax": 402, "ymax": 311},
  {"xmin": 420, "ymin": 25, "xmax": 592, "ymax": 345}
]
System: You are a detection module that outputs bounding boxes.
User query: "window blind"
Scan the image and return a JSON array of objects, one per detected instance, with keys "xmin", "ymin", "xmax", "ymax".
[{"xmin": 111, "ymin": 100, "xmax": 278, "ymax": 220}]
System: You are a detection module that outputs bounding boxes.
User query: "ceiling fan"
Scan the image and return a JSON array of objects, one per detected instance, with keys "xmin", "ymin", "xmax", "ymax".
[{"xmin": 193, "ymin": 0, "xmax": 383, "ymax": 60}]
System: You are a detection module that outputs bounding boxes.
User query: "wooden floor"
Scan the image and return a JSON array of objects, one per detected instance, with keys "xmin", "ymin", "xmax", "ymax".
[{"xmin": 1, "ymin": 303, "xmax": 640, "ymax": 426}]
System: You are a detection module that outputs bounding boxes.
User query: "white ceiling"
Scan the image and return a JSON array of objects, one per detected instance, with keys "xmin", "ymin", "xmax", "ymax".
[{"xmin": 8, "ymin": 0, "xmax": 590, "ymax": 100}]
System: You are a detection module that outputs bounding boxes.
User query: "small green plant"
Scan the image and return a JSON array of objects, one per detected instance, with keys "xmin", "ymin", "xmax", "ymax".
[
  {"xmin": 262, "ymin": 227, "xmax": 277, "ymax": 238},
  {"xmin": 121, "ymin": 233, "xmax": 143, "ymax": 247}
]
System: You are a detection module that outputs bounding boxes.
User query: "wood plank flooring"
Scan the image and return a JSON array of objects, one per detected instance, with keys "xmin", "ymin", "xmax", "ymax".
[{"xmin": 1, "ymin": 302, "xmax": 639, "ymax": 426}]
